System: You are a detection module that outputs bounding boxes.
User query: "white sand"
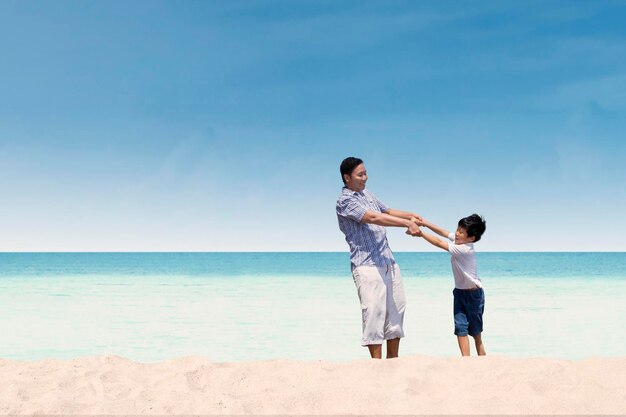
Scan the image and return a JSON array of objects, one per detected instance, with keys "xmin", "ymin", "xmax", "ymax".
[{"xmin": 1, "ymin": 355, "xmax": 624, "ymax": 415}]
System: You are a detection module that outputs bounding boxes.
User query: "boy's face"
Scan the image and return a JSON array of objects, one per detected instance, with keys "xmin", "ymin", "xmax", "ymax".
[{"xmin": 455, "ymin": 226, "xmax": 476, "ymax": 244}]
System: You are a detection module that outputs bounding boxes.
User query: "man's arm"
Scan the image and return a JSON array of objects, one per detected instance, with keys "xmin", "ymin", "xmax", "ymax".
[
  {"xmin": 385, "ymin": 208, "xmax": 423, "ymax": 222},
  {"xmin": 361, "ymin": 211, "xmax": 421, "ymax": 236},
  {"xmin": 417, "ymin": 218, "xmax": 450, "ymax": 239}
]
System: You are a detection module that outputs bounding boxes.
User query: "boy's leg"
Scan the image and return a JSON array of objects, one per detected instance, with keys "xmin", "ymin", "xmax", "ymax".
[
  {"xmin": 467, "ymin": 289, "xmax": 486, "ymax": 355},
  {"xmin": 472, "ymin": 333, "xmax": 486, "ymax": 356},
  {"xmin": 457, "ymin": 335, "xmax": 471, "ymax": 356},
  {"xmin": 453, "ymin": 289, "xmax": 470, "ymax": 356}
]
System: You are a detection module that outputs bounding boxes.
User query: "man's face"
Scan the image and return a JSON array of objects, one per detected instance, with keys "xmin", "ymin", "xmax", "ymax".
[{"xmin": 344, "ymin": 163, "xmax": 367, "ymax": 192}]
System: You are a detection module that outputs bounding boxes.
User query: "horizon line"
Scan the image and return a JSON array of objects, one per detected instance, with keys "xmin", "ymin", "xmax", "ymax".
[{"xmin": 1, "ymin": 251, "xmax": 624, "ymax": 254}]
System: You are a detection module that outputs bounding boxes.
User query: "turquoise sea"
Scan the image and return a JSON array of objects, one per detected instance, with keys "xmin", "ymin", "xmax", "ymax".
[{"xmin": 1, "ymin": 252, "xmax": 625, "ymax": 362}]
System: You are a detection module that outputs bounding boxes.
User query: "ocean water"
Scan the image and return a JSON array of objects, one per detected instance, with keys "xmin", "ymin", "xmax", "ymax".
[{"xmin": 0, "ymin": 252, "xmax": 624, "ymax": 362}]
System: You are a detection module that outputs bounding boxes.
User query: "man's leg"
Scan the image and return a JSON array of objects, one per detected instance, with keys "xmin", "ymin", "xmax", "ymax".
[
  {"xmin": 472, "ymin": 333, "xmax": 486, "ymax": 356},
  {"xmin": 386, "ymin": 338, "xmax": 400, "ymax": 358},
  {"xmin": 457, "ymin": 335, "xmax": 471, "ymax": 356},
  {"xmin": 368, "ymin": 344, "xmax": 382, "ymax": 359},
  {"xmin": 383, "ymin": 265, "xmax": 406, "ymax": 358},
  {"xmin": 353, "ymin": 266, "xmax": 387, "ymax": 358}
]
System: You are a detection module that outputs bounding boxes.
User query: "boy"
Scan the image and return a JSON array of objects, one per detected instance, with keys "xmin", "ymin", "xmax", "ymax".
[{"xmin": 411, "ymin": 214, "xmax": 487, "ymax": 356}]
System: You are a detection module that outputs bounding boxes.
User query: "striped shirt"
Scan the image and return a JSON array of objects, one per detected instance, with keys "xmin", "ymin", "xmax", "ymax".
[{"xmin": 336, "ymin": 187, "xmax": 395, "ymax": 269}]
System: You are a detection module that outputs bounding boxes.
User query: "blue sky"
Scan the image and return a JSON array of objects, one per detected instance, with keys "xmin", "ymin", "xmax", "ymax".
[{"xmin": 1, "ymin": 0, "xmax": 625, "ymax": 251}]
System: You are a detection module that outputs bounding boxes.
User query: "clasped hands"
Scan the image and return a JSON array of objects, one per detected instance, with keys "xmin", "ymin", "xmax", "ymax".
[{"xmin": 406, "ymin": 215, "xmax": 423, "ymax": 237}]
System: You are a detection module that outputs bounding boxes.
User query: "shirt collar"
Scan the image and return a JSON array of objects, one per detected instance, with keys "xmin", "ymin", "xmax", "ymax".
[{"xmin": 342, "ymin": 186, "xmax": 365, "ymax": 196}]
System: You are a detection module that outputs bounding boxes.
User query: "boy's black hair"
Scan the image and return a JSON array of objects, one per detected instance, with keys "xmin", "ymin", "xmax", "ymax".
[
  {"xmin": 340, "ymin": 157, "xmax": 363, "ymax": 184},
  {"xmin": 458, "ymin": 214, "xmax": 486, "ymax": 242}
]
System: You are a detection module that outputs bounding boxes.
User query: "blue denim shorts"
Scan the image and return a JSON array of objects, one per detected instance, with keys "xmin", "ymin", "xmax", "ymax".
[{"xmin": 453, "ymin": 288, "xmax": 485, "ymax": 336}]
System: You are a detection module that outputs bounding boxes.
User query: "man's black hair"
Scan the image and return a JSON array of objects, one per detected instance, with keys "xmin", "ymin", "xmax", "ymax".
[
  {"xmin": 458, "ymin": 214, "xmax": 487, "ymax": 242},
  {"xmin": 340, "ymin": 157, "xmax": 363, "ymax": 184}
]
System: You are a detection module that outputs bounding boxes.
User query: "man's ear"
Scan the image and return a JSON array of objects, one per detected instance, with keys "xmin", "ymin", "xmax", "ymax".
[{"xmin": 343, "ymin": 173, "xmax": 350, "ymax": 183}]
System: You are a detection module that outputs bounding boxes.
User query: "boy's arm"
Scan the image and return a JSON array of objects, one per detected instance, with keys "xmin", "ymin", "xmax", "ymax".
[
  {"xmin": 417, "ymin": 218, "xmax": 450, "ymax": 239},
  {"xmin": 420, "ymin": 230, "xmax": 450, "ymax": 251}
]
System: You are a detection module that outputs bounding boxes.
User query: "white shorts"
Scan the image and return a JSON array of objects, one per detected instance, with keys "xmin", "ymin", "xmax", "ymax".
[{"xmin": 352, "ymin": 264, "xmax": 406, "ymax": 346}]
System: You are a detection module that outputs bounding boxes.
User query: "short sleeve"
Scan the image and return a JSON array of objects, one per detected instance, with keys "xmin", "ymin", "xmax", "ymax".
[
  {"xmin": 336, "ymin": 195, "xmax": 367, "ymax": 223},
  {"xmin": 448, "ymin": 243, "xmax": 472, "ymax": 256},
  {"xmin": 367, "ymin": 191, "xmax": 388, "ymax": 213}
]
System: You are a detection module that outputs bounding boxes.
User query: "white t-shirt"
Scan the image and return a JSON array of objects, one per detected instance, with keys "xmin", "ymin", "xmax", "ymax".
[{"xmin": 447, "ymin": 232, "xmax": 482, "ymax": 289}]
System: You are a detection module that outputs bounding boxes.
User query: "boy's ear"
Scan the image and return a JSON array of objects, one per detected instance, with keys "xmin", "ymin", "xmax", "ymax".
[{"xmin": 468, "ymin": 235, "xmax": 476, "ymax": 242}]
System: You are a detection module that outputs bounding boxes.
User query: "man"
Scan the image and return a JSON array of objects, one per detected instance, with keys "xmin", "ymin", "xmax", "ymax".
[{"xmin": 336, "ymin": 157, "xmax": 421, "ymax": 359}]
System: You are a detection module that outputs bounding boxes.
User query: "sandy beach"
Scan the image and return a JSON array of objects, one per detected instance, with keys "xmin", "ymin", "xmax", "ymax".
[{"xmin": 1, "ymin": 355, "xmax": 624, "ymax": 415}]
